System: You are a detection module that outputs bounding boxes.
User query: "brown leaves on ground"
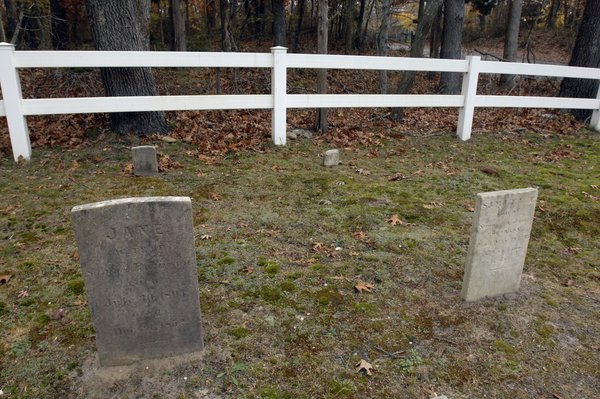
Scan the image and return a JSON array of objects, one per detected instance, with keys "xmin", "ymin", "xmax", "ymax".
[
  {"xmin": 17, "ymin": 290, "xmax": 29, "ymax": 298},
  {"xmin": 355, "ymin": 359, "xmax": 374, "ymax": 376},
  {"xmin": 51, "ymin": 309, "xmax": 66, "ymax": 320},
  {"xmin": 386, "ymin": 215, "xmax": 403, "ymax": 226},
  {"xmin": 354, "ymin": 281, "xmax": 374, "ymax": 293},
  {"xmin": 312, "ymin": 242, "xmax": 324, "ymax": 251},
  {"xmin": 210, "ymin": 193, "xmax": 221, "ymax": 201},
  {"xmin": 157, "ymin": 152, "xmax": 183, "ymax": 171},
  {"xmin": 242, "ymin": 266, "xmax": 254, "ymax": 275}
]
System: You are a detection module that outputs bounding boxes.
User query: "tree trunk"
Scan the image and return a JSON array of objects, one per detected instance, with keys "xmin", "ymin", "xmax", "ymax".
[
  {"xmin": 4, "ymin": 0, "xmax": 17, "ymax": 40},
  {"xmin": 499, "ymin": 0, "xmax": 523, "ymax": 88},
  {"xmin": 50, "ymin": 0, "xmax": 69, "ymax": 49},
  {"xmin": 390, "ymin": 0, "xmax": 444, "ymax": 121},
  {"xmin": 354, "ymin": 0, "xmax": 366, "ymax": 51},
  {"xmin": 378, "ymin": 0, "xmax": 390, "ymax": 93},
  {"xmin": 418, "ymin": 0, "xmax": 425, "ymax": 21},
  {"xmin": 547, "ymin": 0, "xmax": 560, "ymax": 29},
  {"xmin": 170, "ymin": 0, "xmax": 187, "ymax": 52},
  {"xmin": 273, "ymin": 0, "xmax": 286, "ymax": 46},
  {"xmin": 428, "ymin": 5, "xmax": 443, "ymax": 79},
  {"xmin": 206, "ymin": 0, "xmax": 217, "ymax": 32},
  {"xmin": 220, "ymin": 0, "xmax": 236, "ymax": 51},
  {"xmin": 294, "ymin": 0, "xmax": 306, "ymax": 50},
  {"xmin": 314, "ymin": 0, "xmax": 328, "ymax": 133},
  {"xmin": 50, "ymin": 0, "xmax": 69, "ymax": 50},
  {"xmin": 85, "ymin": 0, "xmax": 167, "ymax": 136},
  {"xmin": 344, "ymin": 0, "xmax": 354, "ymax": 54},
  {"xmin": 559, "ymin": 0, "xmax": 600, "ymax": 121},
  {"xmin": 438, "ymin": 0, "xmax": 465, "ymax": 94}
]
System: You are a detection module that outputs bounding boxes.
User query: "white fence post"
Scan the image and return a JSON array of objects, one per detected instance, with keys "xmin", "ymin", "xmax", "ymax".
[
  {"xmin": 0, "ymin": 43, "xmax": 31, "ymax": 161},
  {"xmin": 271, "ymin": 46, "xmax": 287, "ymax": 146},
  {"xmin": 590, "ymin": 84, "xmax": 600, "ymax": 131},
  {"xmin": 457, "ymin": 55, "xmax": 480, "ymax": 141}
]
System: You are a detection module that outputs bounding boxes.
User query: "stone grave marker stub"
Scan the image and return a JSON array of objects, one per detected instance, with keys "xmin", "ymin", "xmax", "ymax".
[
  {"xmin": 71, "ymin": 197, "xmax": 203, "ymax": 366},
  {"xmin": 323, "ymin": 149, "xmax": 340, "ymax": 166},
  {"xmin": 461, "ymin": 188, "xmax": 538, "ymax": 301},
  {"xmin": 133, "ymin": 146, "xmax": 158, "ymax": 176}
]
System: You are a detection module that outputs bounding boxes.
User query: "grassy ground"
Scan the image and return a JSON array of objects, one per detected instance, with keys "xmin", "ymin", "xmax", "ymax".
[{"xmin": 1, "ymin": 125, "xmax": 599, "ymax": 398}]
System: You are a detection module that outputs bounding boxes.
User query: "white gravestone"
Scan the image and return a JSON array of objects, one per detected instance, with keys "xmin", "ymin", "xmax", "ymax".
[{"xmin": 461, "ymin": 188, "xmax": 538, "ymax": 301}]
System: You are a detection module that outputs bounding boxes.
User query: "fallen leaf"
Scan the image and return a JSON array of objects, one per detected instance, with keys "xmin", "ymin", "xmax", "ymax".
[
  {"xmin": 200, "ymin": 234, "xmax": 212, "ymax": 240},
  {"xmin": 552, "ymin": 393, "xmax": 564, "ymax": 399},
  {"xmin": 74, "ymin": 300, "xmax": 87, "ymax": 306},
  {"xmin": 122, "ymin": 162, "xmax": 134, "ymax": 173},
  {"xmin": 17, "ymin": 290, "xmax": 29, "ymax": 298},
  {"xmin": 354, "ymin": 281, "xmax": 374, "ymax": 293},
  {"xmin": 51, "ymin": 309, "xmax": 66, "ymax": 320},
  {"xmin": 349, "ymin": 252, "xmax": 359, "ymax": 256},
  {"xmin": 161, "ymin": 136, "xmax": 177, "ymax": 143},
  {"xmin": 481, "ymin": 167, "xmax": 499, "ymax": 176},
  {"xmin": 0, "ymin": 274, "xmax": 11, "ymax": 284},
  {"xmin": 387, "ymin": 215, "xmax": 403, "ymax": 226},
  {"xmin": 211, "ymin": 193, "xmax": 221, "ymax": 201},
  {"xmin": 582, "ymin": 191, "xmax": 600, "ymax": 201},
  {"xmin": 355, "ymin": 359, "xmax": 374, "ymax": 376},
  {"xmin": 318, "ymin": 199, "xmax": 333, "ymax": 205},
  {"xmin": 312, "ymin": 242, "xmax": 323, "ymax": 251},
  {"xmin": 352, "ymin": 231, "xmax": 367, "ymax": 241},
  {"xmin": 357, "ymin": 169, "xmax": 371, "ymax": 176},
  {"xmin": 388, "ymin": 173, "xmax": 406, "ymax": 181},
  {"xmin": 423, "ymin": 387, "xmax": 437, "ymax": 398},
  {"xmin": 563, "ymin": 279, "xmax": 575, "ymax": 286},
  {"xmin": 239, "ymin": 222, "xmax": 249, "ymax": 228},
  {"xmin": 242, "ymin": 266, "xmax": 254, "ymax": 275}
]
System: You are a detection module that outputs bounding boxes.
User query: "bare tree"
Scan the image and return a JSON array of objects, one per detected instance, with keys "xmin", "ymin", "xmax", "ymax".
[
  {"xmin": 378, "ymin": 0, "xmax": 391, "ymax": 93},
  {"xmin": 559, "ymin": 0, "xmax": 600, "ymax": 120},
  {"xmin": 170, "ymin": 0, "xmax": 187, "ymax": 52},
  {"xmin": 499, "ymin": 0, "xmax": 523, "ymax": 88},
  {"xmin": 390, "ymin": 0, "xmax": 444, "ymax": 122},
  {"xmin": 85, "ymin": 0, "xmax": 168, "ymax": 136},
  {"xmin": 314, "ymin": 0, "xmax": 328, "ymax": 133},
  {"xmin": 439, "ymin": 0, "xmax": 465, "ymax": 94}
]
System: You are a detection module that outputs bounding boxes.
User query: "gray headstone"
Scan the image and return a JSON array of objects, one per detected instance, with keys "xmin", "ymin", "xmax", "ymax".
[
  {"xmin": 323, "ymin": 149, "xmax": 340, "ymax": 166},
  {"xmin": 71, "ymin": 197, "xmax": 203, "ymax": 366},
  {"xmin": 133, "ymin": 146, "xmax": 158, "ymax": 176},
  {"xmin": 461, "ymin": 188, "xmax": 537, "ymax": 301}
]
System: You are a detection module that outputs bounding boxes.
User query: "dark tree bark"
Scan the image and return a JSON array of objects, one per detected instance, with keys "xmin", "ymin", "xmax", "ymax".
[
  {"xmin": 547, "ymin": 0, "xmax": 560, "ymax": 28},
  {"xmin": 51, "ymin": 0, "xmax": 69, "ymax": 50},
  {"xmin": 206, "ymin": 0, "xmax": 217, "ymax": 32},
  {"xmin": 427, "ymin": 5, "xmax": 443, "ymax": 79},
  {"xmin": 354, "ymin": 0, "xmax": 366, "ymax": 51},
  {"xmin": 390, "ymin": 0, "xmax": 444, "ymax": 121},
  {"xmin": 499, "ymin": 0, "xmax": 523, "ymax": 88},
  {"xmin": 85, "ymin": 0, "xmax": 167, "ymax": 136},
  {"xmin": 294, "ymin": 0, "xmax": 306, "ymax": 50},
  {"xmin": 418, "ymin": 0, "xmax": 425, "ymax": 21},
  {"xmin": 314, "ymin": 0, "xmax": 328, "ymax": 133},
  {"xmin": 560, "ymin": 0, "xmax": 600, "ymax": 120},
  {"xmin": 378, "ymin": 0, "xmax": 391, "ymax": 93},
  {"xmin": 170, "ymin": 0, "xmax": 187, "ymax": 52},
  {"xmin": 438, "ymin": 0, "xmax": 465, "ymax": 94},
  {"xmin": 220, "ymin": 0, "xmax": 236, "ymax": 51},
  {"xmin": 272, "ymin": 0, "xmax": 286, "ymax": 46},
  {"xmin": 344, "ymin": 0, "xmax": 354, "ymax": 54},
  {"xmin": 4, "ymin": 0, "xmax": 17, "ymax": 40}
]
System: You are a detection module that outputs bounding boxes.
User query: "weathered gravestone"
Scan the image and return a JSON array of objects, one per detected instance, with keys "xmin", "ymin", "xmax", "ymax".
[
  {"xmin": 71, "ymin": 197, "xmax": 203, "ymax": 366},
  {"xmin": 133, "ymin": 146, "xmax": 158, "ymax": 176},
  {"xmin": 323, "ymin": 149, "xmax": 340, "ymax": 166},
  {"xmin": 461, "ymin": 188, "xmax": 538, "ymax": 301}
]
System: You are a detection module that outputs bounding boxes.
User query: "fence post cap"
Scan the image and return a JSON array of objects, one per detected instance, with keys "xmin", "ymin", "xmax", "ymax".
[
  {"xmin": 270, "ymin": 46, "xmax": 288, "ymax": 52},
  {"xmin": 0, "ymin": 42, "xmax": 15, "ymax": 49}
]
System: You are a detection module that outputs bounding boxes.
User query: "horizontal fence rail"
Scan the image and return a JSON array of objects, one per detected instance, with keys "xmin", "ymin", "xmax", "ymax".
[{"xmin": 0, "ymin": 43, "xmax": 599, "ymax": 162}]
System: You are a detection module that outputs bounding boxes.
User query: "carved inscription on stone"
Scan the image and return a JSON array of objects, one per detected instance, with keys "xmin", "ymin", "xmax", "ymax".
[
  {"xmin": 72, "ymin": 197, "xmax": 203, "ymax": 366},
  {"xmin": 461, "ymin": 188, "xmax": 538, "ymax": 301}
]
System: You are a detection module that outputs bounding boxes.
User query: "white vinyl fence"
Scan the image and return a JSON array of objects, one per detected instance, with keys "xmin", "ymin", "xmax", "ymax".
[{"xmin": 1, "ymin": 42, "xmax": 599, "ymax": 162}]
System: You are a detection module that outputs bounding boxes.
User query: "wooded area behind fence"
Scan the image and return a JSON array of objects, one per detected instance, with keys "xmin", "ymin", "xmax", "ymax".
[{"xmin": 1, "ymin": 42, "xmax": 599, "ymax": 162}]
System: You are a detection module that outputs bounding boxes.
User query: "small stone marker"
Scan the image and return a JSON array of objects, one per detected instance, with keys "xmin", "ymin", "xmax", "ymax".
[
  {"xmin": 323, "ymin": 149, "xmax": 340, "ymax": 166},
  {"xmin": 133, "ymin": 146, "xmax": 158, "ymax": 176},
  {"xmin": 461, "ymin": 188, "xmax": 538, "ymax": 301},
  {"xmin": 71, "ymin": 197, "xmax": 203, "ymax": 366}
]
